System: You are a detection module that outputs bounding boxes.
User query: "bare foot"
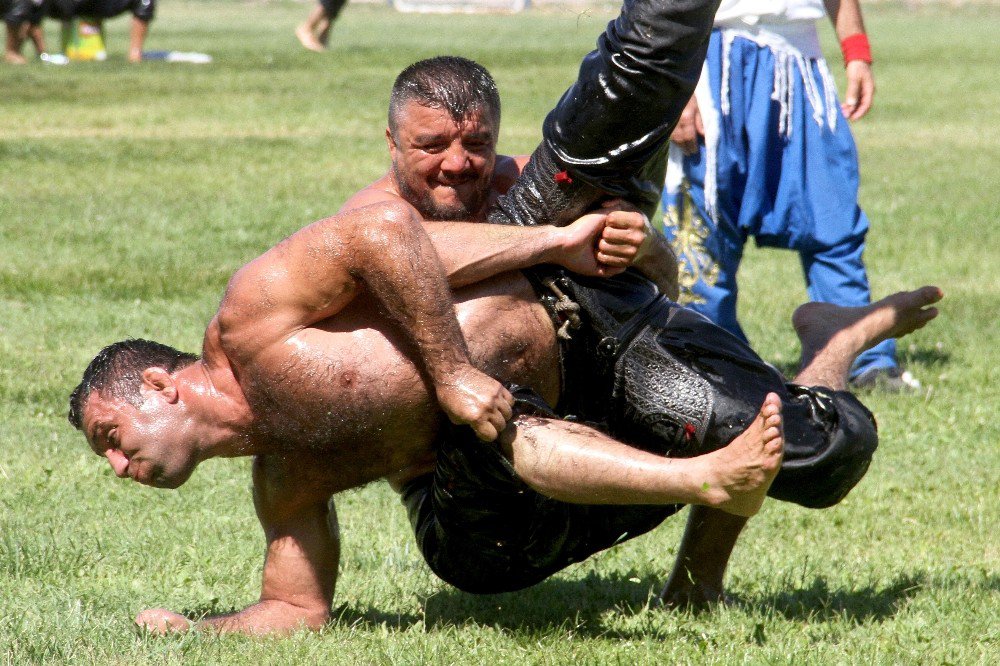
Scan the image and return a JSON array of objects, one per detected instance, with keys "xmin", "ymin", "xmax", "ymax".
[
  {"xmin": 135, "ymin": 608, "xmax": 194, "ymax": 634},
  {"xmin": 794, "ymin": 286, "xmax": 943, "ymax": 369},
  {"xmin": 295, "ymin": 25, "xmax": 326, "ymax": 53},
  {"xmin": 694, "ymin": 394, "xmax": 784, "ymax": 517},
  {"xmin": 4, "ymin": 51, "xmax": 27, "ymax": 65}
]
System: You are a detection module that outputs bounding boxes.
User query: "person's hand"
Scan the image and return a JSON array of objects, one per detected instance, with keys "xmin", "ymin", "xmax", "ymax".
[
  {"xmin": 135, "ymin": 608, "xmax": 194, "ymax": 634},
  {"xmin": 555, "ymin": 209, "xmax": 647, "ymax": 277},
  {"xmin": 435, "ymin": 365, "xmax": 514, "ymax": 442},
  {"xmin": 842, "ymin": 60, "xmax": 875, "ymax": 121},
  {"xmin": 669, "ymin": 95, "xmax": 704, "ymax": 155}
]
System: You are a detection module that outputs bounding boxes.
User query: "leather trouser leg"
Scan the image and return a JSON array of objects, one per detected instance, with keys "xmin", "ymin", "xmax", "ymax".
[{"xmin": 488, "ymin": 0, "xmax": 721, "ymax": 226}]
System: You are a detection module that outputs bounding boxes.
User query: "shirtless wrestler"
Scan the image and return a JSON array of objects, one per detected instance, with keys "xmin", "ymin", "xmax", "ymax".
[
  {"xmin": 69, "ymin": 0, "xmax": 944, "ymax": 634},
  {"xmin": 69, "ymin": 194, "xmax": 941, "ymax": 635}
]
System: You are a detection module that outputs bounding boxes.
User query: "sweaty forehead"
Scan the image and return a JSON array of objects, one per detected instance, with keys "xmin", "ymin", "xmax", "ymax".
[{"xmin": 398, "ymin": 101, "xmax": 495, "ymax": 136}]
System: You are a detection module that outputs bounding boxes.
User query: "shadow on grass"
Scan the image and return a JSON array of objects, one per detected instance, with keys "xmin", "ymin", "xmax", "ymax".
[
  {"xmin": 898, "ymin": 346, "xmax": 950, "ymax": 367},
  {"xmin": 171, "ymin": 570, "xmax": 996, "ymax": 638},
  {"xmin": 334, "ymin": 571, "xmax": 666, "ymax": 638},
  {"xmin": 743, "ymin": 572, "xmax": 927, "ymax": 623}
]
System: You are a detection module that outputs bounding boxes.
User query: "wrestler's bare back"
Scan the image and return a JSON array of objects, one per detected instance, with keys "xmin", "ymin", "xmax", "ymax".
[{"xmin": 219, "ymin": 271, "xmax": 560, "ymax": 494}]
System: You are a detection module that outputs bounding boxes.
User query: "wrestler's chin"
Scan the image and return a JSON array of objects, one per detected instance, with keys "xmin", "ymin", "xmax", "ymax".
[
  {"xmin": 423, "ymin": 198, "xmax": 472, "ymax": 222},
  {"xmin": 142, "ymin": 463, "xmax": 197, "ymax": 490}
]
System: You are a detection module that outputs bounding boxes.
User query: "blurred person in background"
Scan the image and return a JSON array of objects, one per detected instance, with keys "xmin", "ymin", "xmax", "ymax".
[
  {"xmin": 48, "ymin": 0, "xmax": 155, "ymax": 62},
  {"xmin": 3, "ymin": 0, "xmax": 46, "ymax": 63},
  {"xmin": 296, "ymin": 0, "xmax": 347, "ymax": 53}
]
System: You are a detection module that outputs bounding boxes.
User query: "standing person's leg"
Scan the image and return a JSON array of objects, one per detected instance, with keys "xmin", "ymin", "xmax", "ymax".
[
  {"xmin": 775, "ymin": 58, "xmax": 901, "ymax": 387},
  {"xmin": 664, "ymin": 150, "xmax": 749, "ymax": 341},
  {"xmin": 3, "ymin": 0, "xmax": 38, "ymax": 63},
  {"xmin": 4, "ymin": 21, "xmax": 27, "ymax": 64},
  {"xmin": 296, "ymin": 0, "xmax": 347, "ymax": 53},
  {"xmin": 125, "ymin": 0, "xmax": 155, "ymax": 62},
  {"xmin": 26, "ymin": 21, "xmax": 44, "ymax": 55},
  {"xmin": 799, "ymin": 229, "xmax": 901, "ymax": 384},
  {"xmin": 663, "ymin": 30, "xmax": 752, "ymax": 342},
  {"xmin": 126, "ymin": 16, "xmax": 147, "ymax": 62},
  {"xmin": 316, "ymin": 0, "xmax": 348, "ymax": 46}
]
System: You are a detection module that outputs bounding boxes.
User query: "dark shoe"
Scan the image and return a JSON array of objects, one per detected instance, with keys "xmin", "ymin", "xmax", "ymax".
[{"xmin": 849, "ymin": 367, "xmax": 921, "ymax": 393}]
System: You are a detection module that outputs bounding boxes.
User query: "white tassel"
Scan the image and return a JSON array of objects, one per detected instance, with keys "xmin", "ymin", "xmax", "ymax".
[
  {"xmin": 720, "ymin": 32, "xmax": 734, "ymax": 118},
  {"xmin": 694, "ymin": 60, "xmax": 721, "ymax": 225},
  {"xmin": 817, "ymin": 59, "xmax": 839, "ymax": 132},
  {"xmin": 798, "ymin": 55, "xmax": 825, "ymax": 130}
]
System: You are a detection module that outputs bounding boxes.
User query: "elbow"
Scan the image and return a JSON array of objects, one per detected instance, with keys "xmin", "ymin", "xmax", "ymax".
[{"xmin": 359, "ymin": 201, "xmax": 423, "ymax": 245}]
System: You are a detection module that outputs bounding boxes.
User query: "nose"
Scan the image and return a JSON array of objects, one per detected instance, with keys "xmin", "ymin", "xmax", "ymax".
[
  {"xmin": 105, "ymin": 448, "xmax": 130, "ymax": 478},
  {"xmin": 440, "ymin": 144, "xmax": 470, "ymax": 173}
]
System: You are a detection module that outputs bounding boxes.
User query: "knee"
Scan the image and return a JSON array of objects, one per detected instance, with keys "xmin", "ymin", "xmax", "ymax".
[{"xmin": 769, "ymin": 390, "xmax": 878, "ymax": 509}]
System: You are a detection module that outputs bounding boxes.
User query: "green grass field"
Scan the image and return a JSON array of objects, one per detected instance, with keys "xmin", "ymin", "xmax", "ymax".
[{"xmin": 1, "ymin": 2, "xmax": 997, "ymax": 663}]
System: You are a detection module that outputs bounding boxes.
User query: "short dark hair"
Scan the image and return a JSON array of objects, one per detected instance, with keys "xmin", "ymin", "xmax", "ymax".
[
  {"xmin": 388, "ymin": 56, "xmax": 501, "ymax": 139},
  {"xmin": 68, "ymin": 339, "xmax": 198, "ymax": 430}
]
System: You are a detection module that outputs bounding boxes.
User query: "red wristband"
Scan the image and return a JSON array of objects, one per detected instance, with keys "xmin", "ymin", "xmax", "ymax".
[{"xmin": 840, "ymin": 33, "xmax": 872, "ymax": 65}]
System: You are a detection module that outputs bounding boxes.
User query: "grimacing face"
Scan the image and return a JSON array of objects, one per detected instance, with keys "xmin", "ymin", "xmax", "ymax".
[
  {"xmin": 81, "ymin": 389, "xmax": 200, "ymax": 489},
  {"xmin": 388, "ymin": 100, "xmax": 497, "ymax": 221}
]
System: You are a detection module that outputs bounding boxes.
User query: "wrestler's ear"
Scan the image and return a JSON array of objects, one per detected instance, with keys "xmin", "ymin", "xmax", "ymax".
[
  {"xmin": 386, "ymin": 127, "xmax": 398, "ymax": 156},
  {"xmin": 141, "ymin": 367, "xmax": 179, "ymax": 404}
]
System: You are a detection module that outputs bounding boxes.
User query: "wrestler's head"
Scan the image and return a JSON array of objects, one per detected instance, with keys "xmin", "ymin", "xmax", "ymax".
[
  {"xmin": 69, "ymin": 339, "xmax": 202, "ymax": 489},
  {"xmin": 386, "ymin": 56, "xmax": 501, "ymax": 221}
]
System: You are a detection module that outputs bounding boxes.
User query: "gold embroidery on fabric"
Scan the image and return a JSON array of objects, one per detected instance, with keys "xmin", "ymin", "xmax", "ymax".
[{"xmin": 665, "ymin": 180, "xmax": 719, "ymax": 305}]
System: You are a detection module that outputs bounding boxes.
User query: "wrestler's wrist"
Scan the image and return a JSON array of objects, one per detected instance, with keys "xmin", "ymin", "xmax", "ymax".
[{"xmin": 542, "ymin": 224, "xmax": 573, "ymax": 266}]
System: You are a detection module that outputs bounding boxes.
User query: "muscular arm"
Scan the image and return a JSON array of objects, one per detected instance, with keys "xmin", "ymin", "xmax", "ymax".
[
  {"xmin": 424, "ymin": 211, "xmax": 648, "ymax": 288},
  {"xmin": 222, "ymin": 202, "xmax": 512, "ymax": 441},
  {"xmin": 136, "ymin": 457, "xmax": 342, "ymax": 635},
  {"xmin": 344, "ymin": 182, "xmax": 650, "ymax": 288}
]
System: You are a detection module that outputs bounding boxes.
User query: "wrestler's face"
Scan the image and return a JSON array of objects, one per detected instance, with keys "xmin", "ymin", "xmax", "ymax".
[
  {"xmin": 80, "ymin": 383, "xmax": 200, "ymax": 490},
  {"xmin": 387, "ymin": 101, "xmax": 497, "ymax": 221}
]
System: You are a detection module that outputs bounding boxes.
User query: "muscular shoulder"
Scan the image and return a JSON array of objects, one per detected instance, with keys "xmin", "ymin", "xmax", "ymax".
[
  {"xmin": 490, "ymin": 154, "xmax": 529, "ymax": 197},
  {"xmin": 341, "ymin": 174, "xmax": 413, "ymax": 213},
  {"xmin": 214, "ymin": 261, "xmax": 282, "ymax": 361}
]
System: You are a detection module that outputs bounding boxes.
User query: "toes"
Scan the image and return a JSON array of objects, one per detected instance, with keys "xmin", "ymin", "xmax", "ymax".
[
  {"xmin": 918, "ymin": 285, "xmax": 944, "ymax": 304},
  {"xmin": 763, "ymin": 425, "xmax": 783, "ymax": 445},
  {"xmin": 919, "ymin": 307, "xmax": 939, "ymax": 323}
]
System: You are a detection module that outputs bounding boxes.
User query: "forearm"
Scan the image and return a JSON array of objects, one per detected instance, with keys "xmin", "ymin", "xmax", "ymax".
[
  {"xmin": 423, "ymin": 221, "xmax": 564, "ymax": 288},
  {"xmin": 823, "ymin": 0, "xmax": 866, "ymax": 40}
]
